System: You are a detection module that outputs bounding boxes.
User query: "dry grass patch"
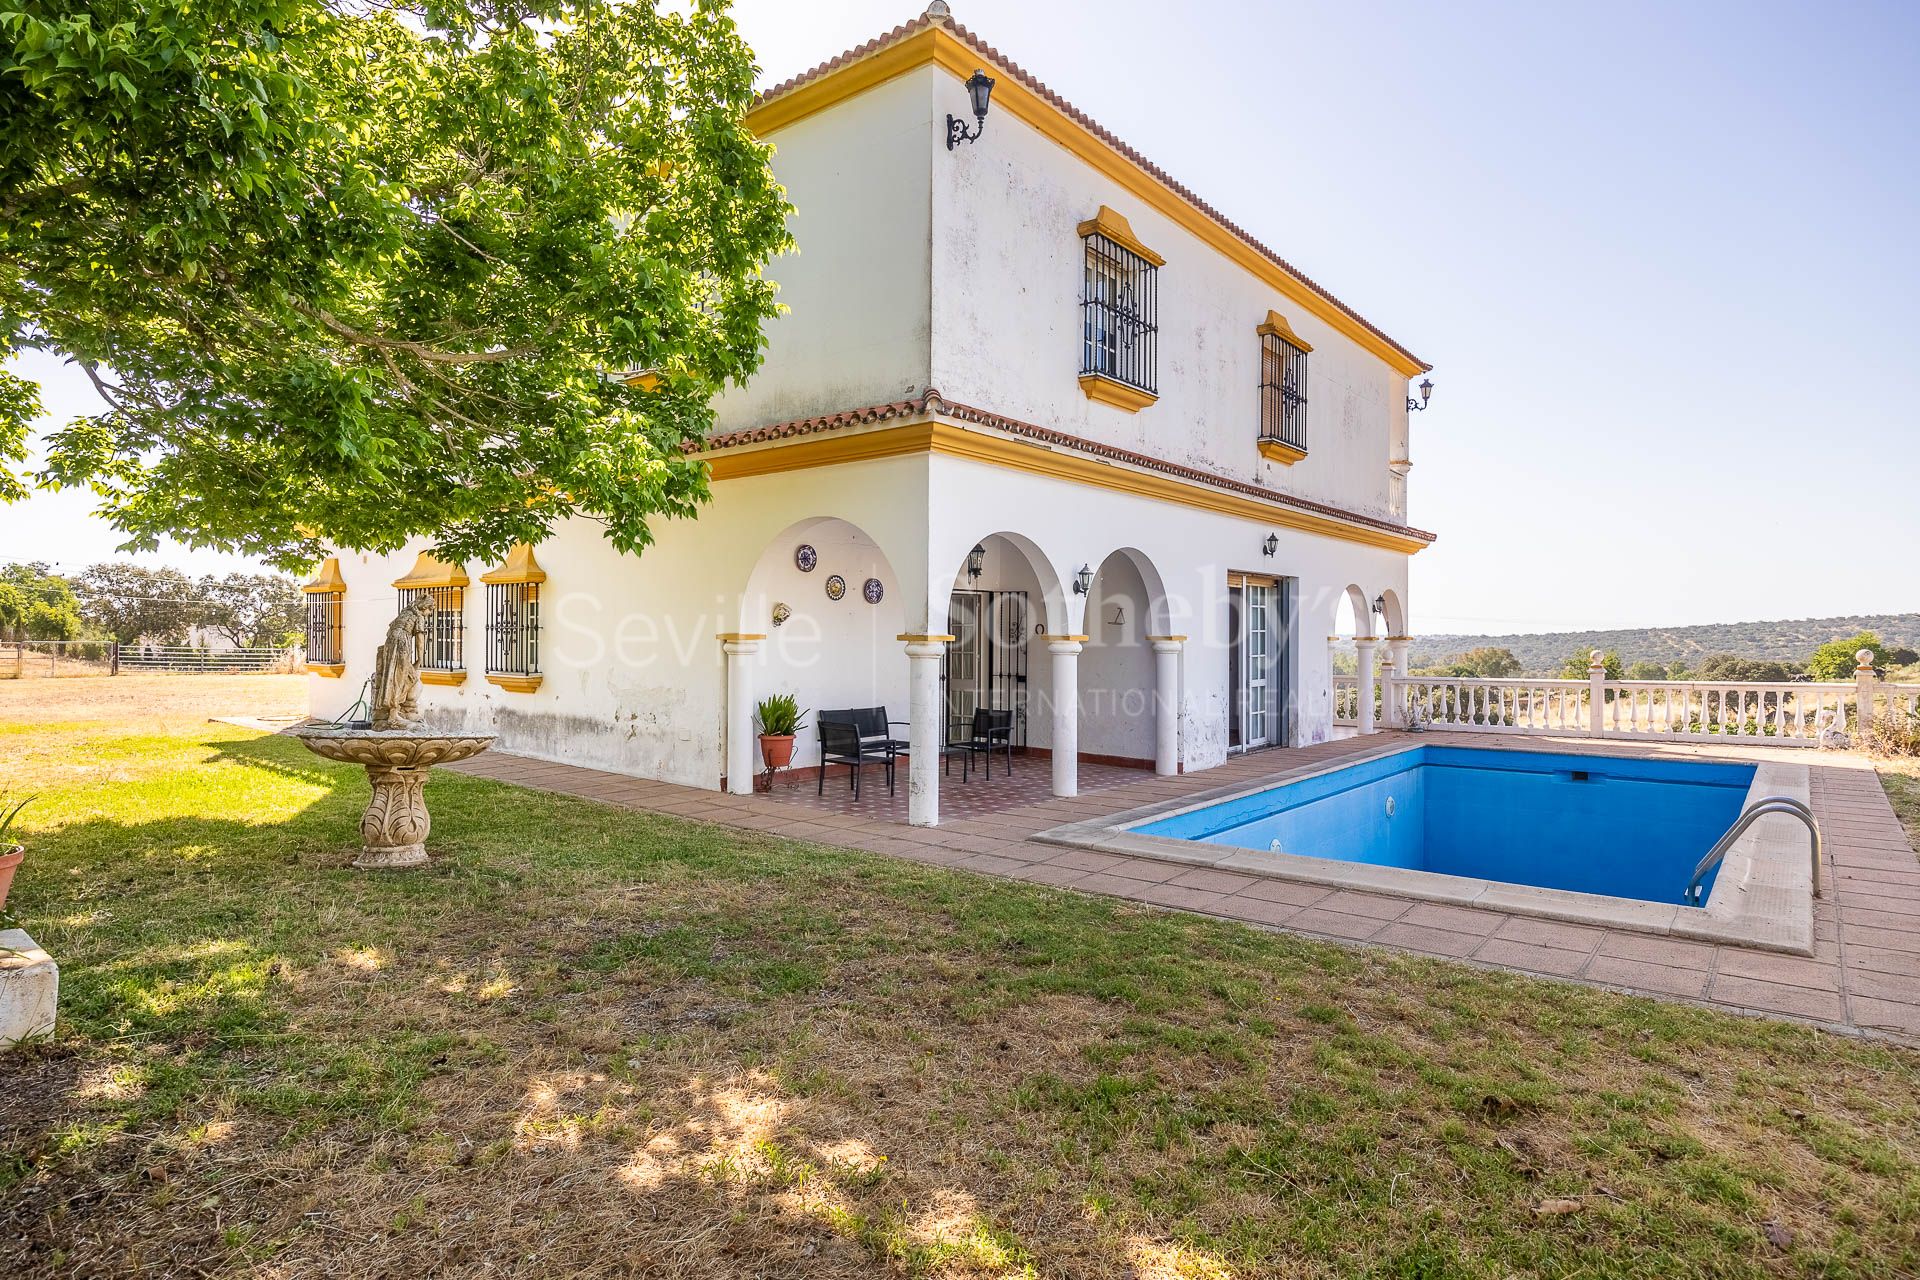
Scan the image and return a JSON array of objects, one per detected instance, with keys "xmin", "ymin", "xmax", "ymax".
[
  {"xmin": 0, "ymin": 673, "xmax": 307, "ymax": 726},
  {"xmin": 0, "ymin": 723, "xmax": 1917, "ymax": 1278}
]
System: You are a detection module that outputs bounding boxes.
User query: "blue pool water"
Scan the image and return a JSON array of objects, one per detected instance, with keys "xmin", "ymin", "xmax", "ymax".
[{"xmin": 1137, "ymin": 747, "xmax": 1755, "ymax": 905}]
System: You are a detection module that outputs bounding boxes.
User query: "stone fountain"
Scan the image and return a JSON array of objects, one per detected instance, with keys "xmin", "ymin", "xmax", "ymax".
[{"xmin": 293, "ymin": 595, "xmax": 496, "ymax": 868}]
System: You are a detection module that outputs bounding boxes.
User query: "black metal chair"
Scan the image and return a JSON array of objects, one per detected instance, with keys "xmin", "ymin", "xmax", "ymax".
[
  {"xmin": 816, "ymin": 716, "xmax": 894, "ymax": 798},
  {"xmin": 957, "ymin": 707, "xmax": 1015, "ymax": 779},
  {"xmin": 848, "ymin": 706, "xmax": 911, "ymax": 763}
]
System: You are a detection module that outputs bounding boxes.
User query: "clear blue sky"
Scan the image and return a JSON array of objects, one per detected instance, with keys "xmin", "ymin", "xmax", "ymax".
[{"xmin": 6, "ymin": 0, "xmax": 1916, "ymax": 632}]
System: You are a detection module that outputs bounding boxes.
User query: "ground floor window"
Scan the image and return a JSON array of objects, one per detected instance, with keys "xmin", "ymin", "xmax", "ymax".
[
  {"xmin": 396, "ymin": 586, "xmax": 465, "ymax": 671},
  {"xmin": 485, "ymin": 580, "xmax": 540, "ymax": 678}
]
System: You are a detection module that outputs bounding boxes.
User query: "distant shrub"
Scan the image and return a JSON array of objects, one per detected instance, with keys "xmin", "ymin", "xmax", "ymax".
[
  {"xmin": 1694, "ymin": 653, "xmax": 1797, "ymax": 683},
  {"xmin": 1808, "ymin": 631, "xmax": 1885, "ymax": 681},
  {"xmin": 1863, "ymin": 707, "xmax": 1920, "ymax": 759}
]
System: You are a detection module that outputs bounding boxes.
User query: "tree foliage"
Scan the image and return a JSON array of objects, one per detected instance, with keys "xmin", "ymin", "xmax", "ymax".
[
  {"xmin": 1, "ymin": 0, "xmax": 791, "ymax": 570},
  {"xmin": 0, "ymin": 561, "xmax": 84, "ymax": 639},
  {"xmin": 73, "ymin": 563, "xmax": 195, "ymax": 643},
  {"xmin": 1561, "ymin": 649, "xmax": 1624, "ymax": 680},
  {"xmin": 1808, "ymin": 631, "xmax": 1885, "ymax": 681},
  {"xmin": 199, "ymin": 572, "xmax": 303, "ymax": 647},
  {"xmin": 1691, "ymin": 653, "xmax": 1796, "ymax": 683}
]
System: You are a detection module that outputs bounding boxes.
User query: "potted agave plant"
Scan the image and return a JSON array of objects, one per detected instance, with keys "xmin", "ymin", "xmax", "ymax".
[
  {"xmin": 0, "ymin": 793, "xmax": 30, "ymax": 912},
  {"xmin": 755, "ymin": 693, "xmax": 808, "ymax": 771}
]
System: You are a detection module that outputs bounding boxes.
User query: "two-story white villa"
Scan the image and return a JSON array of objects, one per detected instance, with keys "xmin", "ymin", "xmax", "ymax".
[{"xmin": 304, "ymin": 4, "xmax": 1436, "ymax": 826}]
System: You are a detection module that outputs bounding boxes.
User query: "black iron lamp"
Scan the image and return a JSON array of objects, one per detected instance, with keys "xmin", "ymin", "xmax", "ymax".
[
  {"xmin": 966, "ymin": 543, "xmax": 986, "ymax": 581},
  {"xmin": 1406, "ymin": 378, "xmax": 1434, "ymax": 413},
  {"xmin": 1372, "ymin": 594, "xmax": 1387, "ymax": 619},
  {"xmin": 1073, "ymin": 563, "xmax": 1093, "ymax": 595},
  {"xmin": 1262, "ymin": 533, "xmax": 1279, "ymax": 558},
  {"xmin": 947, "ymin": 69, "xmax": 996, "ymax": 150}
]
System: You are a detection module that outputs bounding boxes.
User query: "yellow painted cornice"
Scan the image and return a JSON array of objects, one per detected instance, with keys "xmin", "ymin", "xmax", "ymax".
[
  {"xmin": 305, "ymin": 662, "xmax": 345, "ymax": 678},
  {"xmin": 716, "ymin": 632, "xmax": 768, "ymax": 642},
  {"xmin": 301, "ymin": 557, "xmax": 346, "ymax": 595},
  {"xmin": 393, "ymin": 551, "xmax": 469, "ymax": 591},
  {"xmin": 486, "ymin": 673, "xmax": 544, "ymax": 693},
  {"xmin": 1042, "ymin": 634, "xmax": 1091, "ymax": 643},
  {"xmin": 1257, "ymin": 310, "xmax": 1313, "ymax": 353},
  {"xmin": 1078, "ymin": 373, "xmax": 1158, "ymax": 413},
  {"xmin": 421, "ymin": 670, "xmax": 467, "ymax": 686},
  {"xmin": 706, "ymin": 420, "xmax": 1431, "ymax": 555},
  {"xmin": 897, "ymin": 633, "xmax": 957, "ymax": 643},
  {"xmin": 1257, "ymin": 438, "xmax": 1308, "ymax": 466},
  {"xmin": 480, "ymin": 543, "xmax": 548, "ymax": 586},
  {"xmin": 1076, "ymin": 205, "xmax": 1166, "ymax": 267},
  {"xmin": 745, "ymin": 26, "xmax": 1428, "ymax": 378}
]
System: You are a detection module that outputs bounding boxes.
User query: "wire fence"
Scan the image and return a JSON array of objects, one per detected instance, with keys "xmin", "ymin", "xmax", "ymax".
[{"xmin": 1, "ymin": 641, "xmax": 303, "ymax": 678}]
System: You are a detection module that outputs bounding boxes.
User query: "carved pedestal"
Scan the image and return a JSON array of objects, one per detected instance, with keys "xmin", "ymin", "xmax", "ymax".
[
  {"xmin": 291, "ymin": 728, "xmax": 496, "ymax": 871},
  {"xmin": 356, "ymin": 765, "xmax": 433, "ymax": 868}
]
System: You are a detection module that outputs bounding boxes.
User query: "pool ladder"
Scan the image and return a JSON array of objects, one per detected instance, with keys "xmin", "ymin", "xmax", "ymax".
[{"xmin": 1683, "ymin": 797, "xmax": 1823, "ymax": 907}]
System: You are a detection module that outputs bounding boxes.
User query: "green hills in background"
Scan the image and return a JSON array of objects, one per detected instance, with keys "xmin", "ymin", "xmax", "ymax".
[{"xmin": 1402, "ymin": 614, "xmax": 1920, "ymax": 676}]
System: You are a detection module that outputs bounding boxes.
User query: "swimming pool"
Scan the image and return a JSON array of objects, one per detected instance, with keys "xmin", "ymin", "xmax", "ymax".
[
  {"xmin": 1036, "ymin": 745, "xmax": 1816, "ymax": 953},
  {"xmin": 1136, "ymin": 747, "xmax": 1754, "ymax": 906}
]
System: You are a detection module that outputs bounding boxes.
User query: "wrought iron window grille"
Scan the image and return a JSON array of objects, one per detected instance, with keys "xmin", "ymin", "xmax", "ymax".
[{"xmin": 1080, "ymin": 232, "xmax": 1158, "ymax": 395}]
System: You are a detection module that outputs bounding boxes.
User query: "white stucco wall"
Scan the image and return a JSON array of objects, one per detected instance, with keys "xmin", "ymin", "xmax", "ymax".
[
  {"xmin": 709, "ymin": 69, "xmax": 937, "ymax": 433},
  {"xmin": 926, "ymin": 77, "xmax": 1413, "ymax": 524}
]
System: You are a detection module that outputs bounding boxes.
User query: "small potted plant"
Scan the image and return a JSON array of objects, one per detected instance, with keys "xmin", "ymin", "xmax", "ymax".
[
  {"xmin": 0, "ymin": 793, "xmax": 31, "ymax": 912},
  {"xmin": 755, "ymin": 693, "xmax": 807, "ymax": 771}
]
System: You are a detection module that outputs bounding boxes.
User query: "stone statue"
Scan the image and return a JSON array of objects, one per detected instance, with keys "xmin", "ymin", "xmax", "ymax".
[{"xmin": 370, "ymin": 595, "xmax": 438, "ymax": 730}]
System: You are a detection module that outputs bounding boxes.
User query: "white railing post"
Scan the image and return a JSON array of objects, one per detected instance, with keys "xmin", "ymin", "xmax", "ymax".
[
  {"xmin": 1588, "ymin": 650, "xmax": 1607, "ymax": 738},
  {"xmin": 1356, "ymin": 636, "xmax": 1378, "ymax": 735},
  {"xmin": 1857, "ymin": 647, "xmax": 1877, "ymax": 738},
  {"xmin": 1386, "ymin": 636, "xmax": 1412, "ymax": 729},
  {"xmin": 1377, "ymin": 641, "xmax": 1397, "ymax": 728}
]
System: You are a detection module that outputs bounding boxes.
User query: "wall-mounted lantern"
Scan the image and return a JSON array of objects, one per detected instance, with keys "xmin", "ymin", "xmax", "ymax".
[
  {"xmin": 1072, "ymin": 563, "xmax": 1094, "ymax": 595},
  {"xmin": 967, "ymin": 543, "xmax": 987, "ymax": 581},
  {"xmin": 946, "ymin": 69, "xmax": 996, "ymax": 150},
  {"xmin": 1372, "ymin": 594, "xmax": 1388, "ymax": 619},
  {"xmin": 1406, "ymin": 378, "xmax": 1435, "ymax": 413},
  {"xmin": 1262, "ymin": 533, "xmax": 1279, "ymax": 558}
]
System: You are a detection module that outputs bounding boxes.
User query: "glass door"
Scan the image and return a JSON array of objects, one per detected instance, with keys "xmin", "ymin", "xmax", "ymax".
[{"xmin": 1228, "ymin": 573, "xmax": 1278, "ymax": 752}]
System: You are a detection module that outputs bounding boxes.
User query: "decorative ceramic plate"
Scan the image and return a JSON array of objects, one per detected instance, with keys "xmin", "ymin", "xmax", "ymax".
[
  {"xmin": 771, "ymin": 602, "xmax": 791, "ymax": 627},
  {"xmin": 794, "ymin": 544, "xmax": 817, "ymax": 573},
  {"xmin": 863, "ymin": 577, "xmax": 884, "ymax": 604},
  {"xmin": 824, "ymin": 574, "xmax": 846, "ymax": 601}
]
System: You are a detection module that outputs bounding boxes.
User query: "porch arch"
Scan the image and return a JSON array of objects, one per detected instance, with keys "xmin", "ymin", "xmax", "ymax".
[{"xmin": 1080, "ymin": 547, "xmax": 1179, "ymax": 773}]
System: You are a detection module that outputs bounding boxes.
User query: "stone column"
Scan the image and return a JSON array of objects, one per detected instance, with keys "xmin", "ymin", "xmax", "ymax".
[
  {"xmin": 719, "ymin": 633, "xmax": 764, "ymax": 795},
  {"xmin": 1355, "ymin": 636, "xmax": 1378, "ymax": 735},
  {"xmin": 1385, "ymin": 635, "xmax": 1413, "ymax": 729},
  {"xmin": 1149, "ymin": 636, "xmax": 1184, "ymax": 776},
  {"xmin": 1046, "ymin": 636, "xmax": 1085, "ymax": 797},
  {"xmin": 1588, "ymin": 649, "xmax": 1608, "ymax": 738},
  {"xmin": 1856, "ymin": 647, "xmax": 1878, "ymax": 738},
  {"xmin": 900, "ymin": 634, "xmax": 953, "ymax": 827}
]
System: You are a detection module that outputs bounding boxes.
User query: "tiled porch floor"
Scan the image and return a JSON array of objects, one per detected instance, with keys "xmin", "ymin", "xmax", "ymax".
[
  {"xmin": 760, "ymin": 755, "xmax": 1144, "ymax": 821},
  {"xmin": 446, "ymin": 734, "xmax": 1920, "ymax": 1043}
]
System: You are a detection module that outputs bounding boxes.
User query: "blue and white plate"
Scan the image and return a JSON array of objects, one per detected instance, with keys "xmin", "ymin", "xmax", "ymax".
[{"xmin": 794, "ymin": 544, "xmax": 818, "ymax": 573}]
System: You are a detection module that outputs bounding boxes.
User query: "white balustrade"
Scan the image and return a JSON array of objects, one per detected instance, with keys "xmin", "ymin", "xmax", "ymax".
[
  {"xmin": 1331, "ymin": 675, "xmax": 1360, "ymax": 727},
  {"xmin": 1381, "ymin": 674, "xmax": 1894, "ymax": 748}
]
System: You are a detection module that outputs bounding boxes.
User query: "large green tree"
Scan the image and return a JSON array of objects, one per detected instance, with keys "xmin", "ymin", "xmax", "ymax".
[
  {"xmin": 73, "ymin": 562, "xmax": 195, "ymax": 643},
  {"xmin": 1, "ymin": 0, "xmax": 790, "ymax": 570},
  {"xmin": 0, "ymin": 561, "xmax": 84, "ymax": 639},
  {"xmin": 199, "ymin": 571, "xmax": 304, "ymax": 647},
  {"xmin": 1808, "ymin": 631, "xmax": 1885, "ymax": 681}
]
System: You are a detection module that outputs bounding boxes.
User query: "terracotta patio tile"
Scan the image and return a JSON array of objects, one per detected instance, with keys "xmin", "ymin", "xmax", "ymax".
[
  {"xmin": 1316, "ymin": 890, "xmax": 1411, "ymax": 921},
  {"xmin": 1129, "ymin": 882, "xmax": 1232, "ymax": 913},
  {"xmin": 1399, "ymin": 901, "xmax": 1503, "ymax": 936},
  {"xmin": 1848, "ymin": 946, "xmax": 1920, "ymax": 978},
  {"xmin": 1850, "ymin": 997, "xmax": 1920, "ymax": 1036},
  {"xmin": 1167, "ymin": 867, "xmax": 1261, "ymax": 894},
  {"xmin": 1584, "ymin": 955, "xmax": 1712, "ymax": 999},
  {"xmin": 1709, "ymin": 973, "xmax": 1846, "ymax": 1022},
  {"xmin": 1374, "ymin": 921, "xmax": 1483, "ymax": 959},
  {"xmin": 1712, "ymin": 950, "xmax": 1841, "ymax": 992},
  {"xmin": 1011, "ymin": 862, "xmax": 1093, "ymax": 888},
  {"xmin": 1593, "ymin": 933, "xmax": 1717, "ymax": 970},
  {"xmin": 1491, "ymin": 915, "xmax": 1605, "ymax": 952},
  {"xmin": 1214, "ymin": 895, "xmax": 1305, "ymax": 928},
  {"xmin": 1286, "ymin": 907, "xmax": 1389, "ymax": 942},
  {"xmin": 1237, "ymin": 878, "xmax": 1332, "ymax": 909},
  {"xmin": 1473, "ymin": 937, "xmax": 1592, "ymax": 977}
]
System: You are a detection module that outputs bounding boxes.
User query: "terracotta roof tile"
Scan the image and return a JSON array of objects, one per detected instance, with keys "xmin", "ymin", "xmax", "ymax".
[
  {"xmin": 754, "ymin": 8, "xmax": 1428, "ymax": 372},
  {"xmin": 699, "ymin": 391, "xmax": 1436, "ymax": 546}
]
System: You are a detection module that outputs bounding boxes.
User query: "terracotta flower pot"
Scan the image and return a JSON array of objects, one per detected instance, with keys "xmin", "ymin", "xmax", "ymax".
[
  {"xmin": 758, "ymin": 733, "xmax": 797, "ymax": 770},
  {"xmin": 0, "ymin": 844, "xmax": 22, "ymax": 912}
]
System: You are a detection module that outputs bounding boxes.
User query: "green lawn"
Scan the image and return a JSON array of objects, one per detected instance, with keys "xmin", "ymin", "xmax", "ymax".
[{"xmin": 2, "ymin": 721, "xmax": 1918, "ymax": 1278}]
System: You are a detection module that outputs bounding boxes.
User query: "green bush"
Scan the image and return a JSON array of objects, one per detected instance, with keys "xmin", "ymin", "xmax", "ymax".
[{"xmin": 1808, "ymin": 631, "xmax": 1885, "ymax": 681}]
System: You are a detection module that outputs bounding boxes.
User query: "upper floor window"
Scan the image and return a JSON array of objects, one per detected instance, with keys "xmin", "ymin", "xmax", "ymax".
[
  {"xmin": 392, "ymin": 552, "xmax": 469, "ymax": 682},
  {"xmin": 1076, "ymin": 206, "xmax": 1162, "ymax": 412},
  {"xmin": 1256, "ymin": 310, "xmax": 1312, "ymax": 465}
]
